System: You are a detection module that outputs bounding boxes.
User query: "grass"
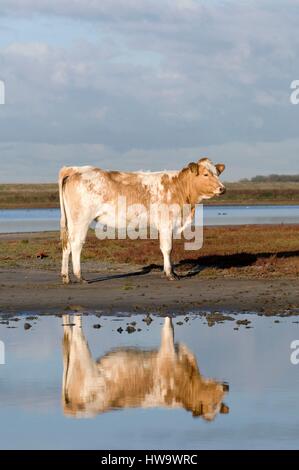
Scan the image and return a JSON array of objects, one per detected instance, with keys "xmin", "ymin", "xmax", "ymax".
[
  {"xmin": 219, "ymin": 181, "xmax": 299, "ymax": 205},
  {"xmin": 1, "ymin": 181, "xmax": 299, "ymax": 208},
  {"xmin": 1, "ymin": 224, "xmax": 298, "ymax": 279},
  {"xmin": 0, "ymin": 184, "xmax": 58, "ymax": 208}
]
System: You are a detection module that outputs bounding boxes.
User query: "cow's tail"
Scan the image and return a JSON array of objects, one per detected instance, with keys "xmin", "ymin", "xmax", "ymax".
[{"xmin": 59, "ymin": 167, "xmax": 70, "ymax": 250}]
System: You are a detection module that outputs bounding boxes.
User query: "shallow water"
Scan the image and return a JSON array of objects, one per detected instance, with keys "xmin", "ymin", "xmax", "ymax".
[
  {"xmin": 0, "ymin": 205, "xmax": 298, "ymax": 233},
  {"xmin": 0, "ymin": 312, "xmax": 299, "ymax": 450}
]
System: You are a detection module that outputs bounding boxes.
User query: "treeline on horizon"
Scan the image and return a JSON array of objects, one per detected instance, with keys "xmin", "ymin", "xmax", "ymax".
[{"xmin": 240, "ymin": 174, "xmax": 299, "ymax": 183}]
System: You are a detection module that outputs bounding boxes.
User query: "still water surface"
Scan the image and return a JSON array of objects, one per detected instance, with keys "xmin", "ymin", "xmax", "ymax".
[
  {"xmin": 0, "ymin": 205, "xmax": 298, "ymax": 233},
  {"xmin": 0, "ymin": 313, "xmax": 298, "ymax": 449}
]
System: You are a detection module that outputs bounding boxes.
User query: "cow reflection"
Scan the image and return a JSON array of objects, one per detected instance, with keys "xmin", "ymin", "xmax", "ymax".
[{"xmin": 62, "ymin": 316, "xmax": 229, "ymax": 420}]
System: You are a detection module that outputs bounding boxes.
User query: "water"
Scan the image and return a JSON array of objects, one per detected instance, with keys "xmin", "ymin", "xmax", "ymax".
[
  {"xmin": 0, "ymin": 312, "xmax": 299, "ymax": 450},
  {"xmin": 203, "ymin": 205, "xmax": 299, "ymax": 226},
  {"xmin": 0, "ymin": 205, "xmax": 298, "ymax": 233},
  {"xmin": 0, "ymin": 208, "xmax": 59, "ymax": 233}
]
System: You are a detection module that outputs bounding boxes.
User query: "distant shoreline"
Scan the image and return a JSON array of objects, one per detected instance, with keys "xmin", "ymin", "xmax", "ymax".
[{"xmin": 1, "ymin": 181, "xmax": 299, "ymax": 208}]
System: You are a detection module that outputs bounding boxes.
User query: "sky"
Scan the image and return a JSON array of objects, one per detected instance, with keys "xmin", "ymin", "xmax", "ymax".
[{"xmin": 0, "ymin": 0, "xmax": 298, "ymax": 182}]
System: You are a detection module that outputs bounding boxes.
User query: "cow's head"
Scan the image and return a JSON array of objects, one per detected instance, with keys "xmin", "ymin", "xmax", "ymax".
[
  {"xmin": 188, "ymin": 381, "xmax": 229, "ymax": 421},
  {"xmin": 186, "ymin": 157, "xmax": 226, "ymax": 201},
  {"xmin": 172, "ymin": 344, "xmax": 229, "ymax": 421}
]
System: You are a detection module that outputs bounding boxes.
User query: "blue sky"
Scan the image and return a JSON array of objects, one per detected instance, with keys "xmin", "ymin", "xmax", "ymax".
[{"xmin": 0, "ymin": 0, "xmax": 298, "ymax": 182}]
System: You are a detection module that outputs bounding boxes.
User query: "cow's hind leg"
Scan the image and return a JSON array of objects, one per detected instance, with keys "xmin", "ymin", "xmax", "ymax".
[
  {"xmin": 70, "ymin": 223, "xmax": 90, "ymax": 283},
  {"xmin": 61, "ymin": 238, "xmax": 71, "ymax": 284}
]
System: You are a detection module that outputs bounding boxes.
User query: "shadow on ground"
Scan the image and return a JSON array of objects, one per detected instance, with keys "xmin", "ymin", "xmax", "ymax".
[{"xmin": 87, "ymin": 249, "xmax": 299, "ymax": 283}]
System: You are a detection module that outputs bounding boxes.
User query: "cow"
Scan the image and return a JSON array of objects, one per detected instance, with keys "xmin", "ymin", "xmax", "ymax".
[
  {"xmin": 59, "ymin": 158, "xmax": 225, "ymax": 283},
  {"xmin": 62, "ymin": 315, "xmax": 229, "ymax": 420}
]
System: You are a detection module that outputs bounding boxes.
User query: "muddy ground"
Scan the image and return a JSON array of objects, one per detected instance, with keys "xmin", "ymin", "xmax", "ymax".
[
  {"xmin": 0, "ymin": 228, "xmax": 298, "ymax": 315},
  {"xmin": 0, "ymin": 267, "xmax": 298, "ymax": 315}
]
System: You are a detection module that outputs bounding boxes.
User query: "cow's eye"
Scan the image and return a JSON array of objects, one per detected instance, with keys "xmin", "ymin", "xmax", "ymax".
[{"xmin": 204, "ymin": 173, "xmax": 209, "ymax": 177}]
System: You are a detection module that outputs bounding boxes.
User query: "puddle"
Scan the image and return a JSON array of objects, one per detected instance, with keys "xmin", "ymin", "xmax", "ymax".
[{"xmin": 0, "ymin": 313, "xmax": 299, "ymax": 449}]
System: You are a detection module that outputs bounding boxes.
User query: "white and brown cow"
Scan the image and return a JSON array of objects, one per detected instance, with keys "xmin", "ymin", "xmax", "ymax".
[
  {"xmin": 62, "ymin": 316, "xmax": 229, "ymax": 420},
  {"xmin": 59, "ymin": 158, "xmax": 225, "ymax": 283}
]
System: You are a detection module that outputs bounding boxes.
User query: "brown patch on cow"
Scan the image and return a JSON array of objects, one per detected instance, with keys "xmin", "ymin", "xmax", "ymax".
[
  {"xmin": 77, "ymin": 168, "xmax": 152, "ymax": 207},
  {"xmin": 61, "ymin": 227, "xmax": 69, "ymax": 251},
  {"xmin": 161, "ymin": 173, "xmax": 171, "ymax": 187},
  {"xmin": 105, "ymin": 170, "xmax": 152, "ymax": 207}
]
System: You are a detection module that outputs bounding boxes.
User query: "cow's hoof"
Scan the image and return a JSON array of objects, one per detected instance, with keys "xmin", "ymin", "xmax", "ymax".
[
  {"xmin": 166, "ymin": 272, "xmax": 180, "ymax": 281},
  {"xmin": 61, "ymin": 275, "xmax": 70, "ymax": 285}
]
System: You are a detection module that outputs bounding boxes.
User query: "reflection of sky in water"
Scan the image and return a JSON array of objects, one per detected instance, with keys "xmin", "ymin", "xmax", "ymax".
[
  {"xmin": 0, "ymin": 206, "xmax": 298, "ymax": 232},
  {"xmin": 0, "ymin": 314, "xmax": 299, "ymax": 449}
]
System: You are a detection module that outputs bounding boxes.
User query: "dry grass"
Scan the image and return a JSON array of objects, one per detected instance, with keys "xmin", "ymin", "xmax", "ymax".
[
  {"xmin": 1, "ymin": 182, "xmax": 299, "ymax": 208},
  {"xmin": 0, "ymin": 184, "xmax": 58, "ymax": 208},
  {"xmin": 219, "ymin": 181, "xmax": 299, "ymax": 205},
  {"xmin": 1, "ymin": 225, "xmax": 298, "ymax": 279}
]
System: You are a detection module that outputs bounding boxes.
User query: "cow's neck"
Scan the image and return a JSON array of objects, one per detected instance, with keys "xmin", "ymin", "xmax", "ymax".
[{"xmin": 175, "ymin": 171, "xmax": 203, "ymax": 206}]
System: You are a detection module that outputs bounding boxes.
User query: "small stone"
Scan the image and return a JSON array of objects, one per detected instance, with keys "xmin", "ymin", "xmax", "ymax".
[
  {"xmin": 236, "ymin": 319, "xmax": 251, "ymax": 326},
  {"xmin": 93, "ymin": 324, "xmax": 101, "ymax": 329},
  {"xmin": 117, "ymin": 327, "xmax": 123, "ymax": 334},
  {"xmin": 126, "ymin": 325, "xmax": 136, "ymax": 334},
  {"xmin": 24, "ymin": 323, "xmax": 32, "ymax": 330},
  {"xmin": 143, "ymin": 315, "xmax": 153, "ymax": 326}
]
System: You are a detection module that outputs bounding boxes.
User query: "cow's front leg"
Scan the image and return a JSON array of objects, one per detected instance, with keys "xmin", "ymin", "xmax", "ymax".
[
  {"xmin": 159, "ymin": 230, "xmax": 179, "ymax": 280},
  {"xmin": 70, "ymin": 239, "xmax": 83, "ymax": 282},
  {"xmin": 160, "ymin": 317, "xmax": 175, "ymax": 356}
]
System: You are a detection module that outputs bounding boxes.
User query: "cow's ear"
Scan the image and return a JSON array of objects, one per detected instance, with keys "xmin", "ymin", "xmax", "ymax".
[
  {"xmin": 220, "ymin": 403, "xmax": 229, "ymax": 414},
  {"xmin": 188, "ymin": 162, "xmax": 199, "ymax": 175},
  {"xmin": 215, "ymin": 163, "xmax": 225, "ymax": 175}
]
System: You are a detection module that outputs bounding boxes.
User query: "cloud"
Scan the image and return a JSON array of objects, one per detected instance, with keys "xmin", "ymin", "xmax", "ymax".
[
  {"xmin": 1, "ymin": 138, "xmax": 299, "ymax": 183},
  {"xmin": 0, "ymin": 0, "xmax": 298, "ymax": 181},
  {"xmin": 0, "ymin": 1, "xmax": 202, "ymax": 20}
]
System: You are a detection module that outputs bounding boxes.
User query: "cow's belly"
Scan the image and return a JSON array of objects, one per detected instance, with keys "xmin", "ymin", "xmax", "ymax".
[
  {"xmin": 95, "ymin": 206, "xmax": 155, "ymax": 230},
  {"xmin": 94, "ymin": 203, "xmax": 184, "ymax": 229}
]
